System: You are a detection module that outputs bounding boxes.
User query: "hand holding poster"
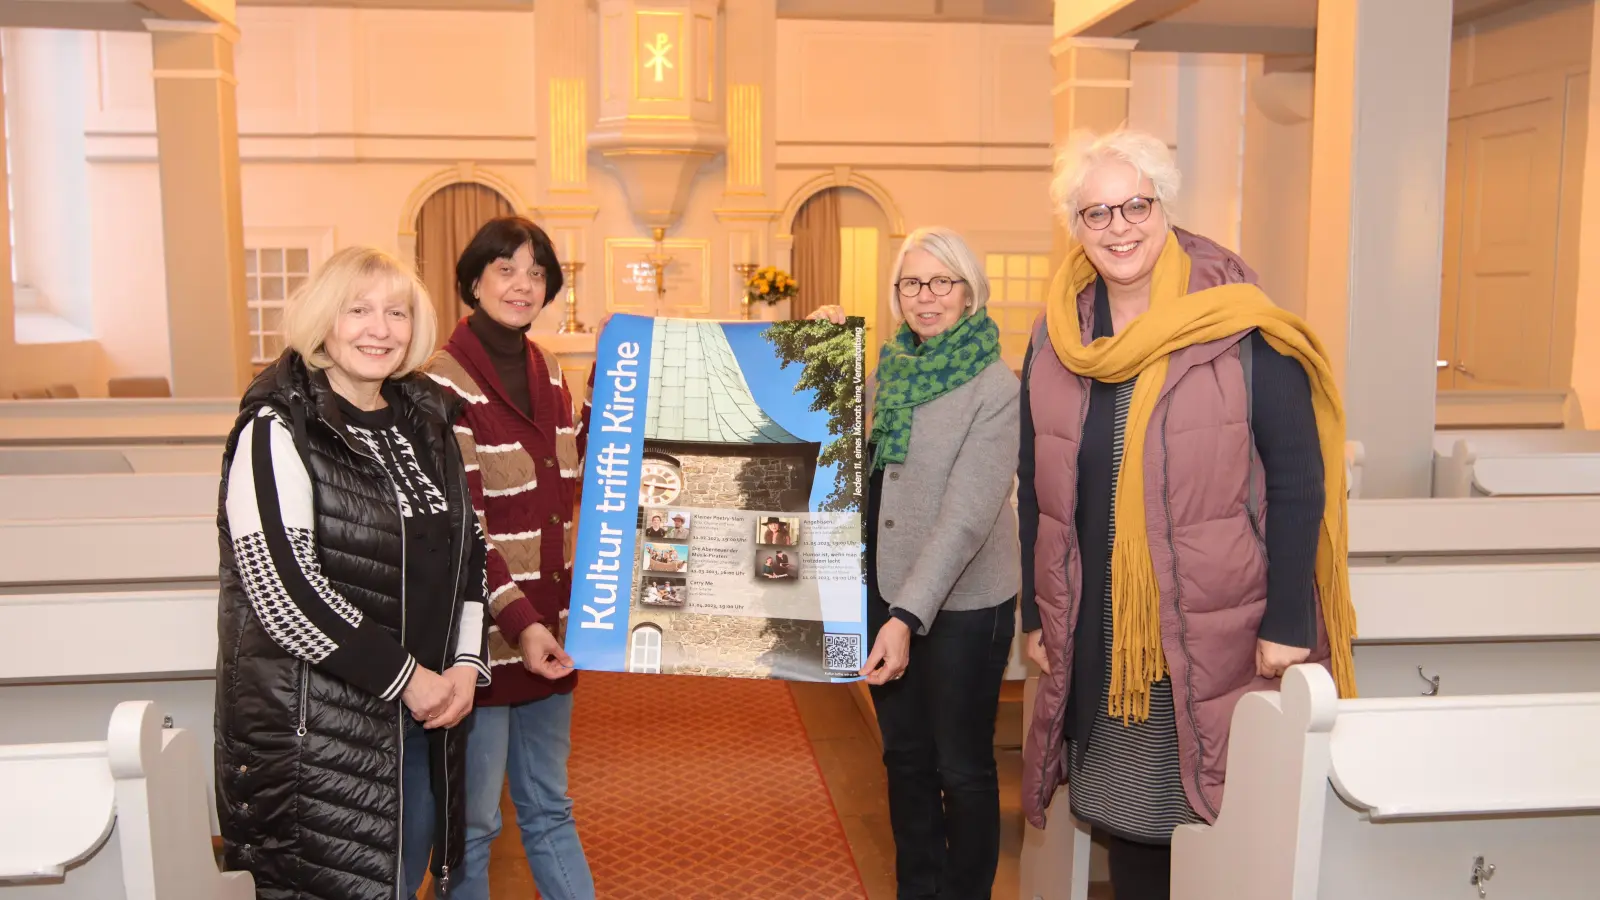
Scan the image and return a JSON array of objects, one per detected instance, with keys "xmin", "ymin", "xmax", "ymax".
[{"xmin": 565, "ymin": 314, "xmax": 868, "ymax": 682}]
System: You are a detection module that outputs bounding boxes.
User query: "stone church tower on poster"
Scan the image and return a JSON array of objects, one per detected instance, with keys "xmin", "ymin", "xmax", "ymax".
[
  {"xmin": 637, "ymin": 319, "xmax": 821, "ymax": 513},
  {"xmin": 628, "ymin": 319, "xmax": 828, "ymax": 681}
]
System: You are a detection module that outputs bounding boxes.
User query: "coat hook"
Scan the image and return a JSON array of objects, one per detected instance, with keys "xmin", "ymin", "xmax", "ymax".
[
  {"xmin": 1471, "ymin": 855, "xmax": 1495, "ymax": 898},
  {"xmin": 162, "ymin": 716, "xmax": 174, "ymax": 729},
  {"xmin": 1417, "ymin": 666, "xmax": 1440, "ymax": 696}
]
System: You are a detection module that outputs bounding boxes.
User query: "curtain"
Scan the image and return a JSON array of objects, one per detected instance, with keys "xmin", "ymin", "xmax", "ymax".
[
  {"xmin": 790, "ymin": 189, "xmax": 841, "ymax": 319},
  {"xmin": 415, "ymin": 183, "xmax": 515, "ymax": 347}
]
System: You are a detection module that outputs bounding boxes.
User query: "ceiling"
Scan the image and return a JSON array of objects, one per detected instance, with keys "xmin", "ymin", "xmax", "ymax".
[
  {"xmin": 1164, "ymin": 0, "xmax": 1536, "ymax": 29},
  {"xmin": 0, "ymin": 0, "xmax": 219, "ymax": 30}
]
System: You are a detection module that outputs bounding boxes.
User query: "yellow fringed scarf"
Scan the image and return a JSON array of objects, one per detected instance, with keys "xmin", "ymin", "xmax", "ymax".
[{"xmin": 1046, "ymin": 232, "xmax": 1357, "ymax": 723}]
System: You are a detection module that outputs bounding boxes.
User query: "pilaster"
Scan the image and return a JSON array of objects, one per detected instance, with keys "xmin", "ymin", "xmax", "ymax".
[
  {"xmin": 147, "ymin": 19, "xmax": 250, "ymax": 397},
  {"xmin": 1303, "ymin": 0, "xmax": 1452, "ymax": 497},
  {"xmin": 1049, "ymin": 35, "xmax": 1137, "ymax": 266}
]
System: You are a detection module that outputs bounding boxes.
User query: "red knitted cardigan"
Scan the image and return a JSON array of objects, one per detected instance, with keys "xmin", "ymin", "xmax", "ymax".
[{"xmin": 424, "ymin": 319, "xmax": 591, "ymax": 706}]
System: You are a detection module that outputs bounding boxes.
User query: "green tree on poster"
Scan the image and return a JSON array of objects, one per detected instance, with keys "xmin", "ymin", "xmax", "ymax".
[{"xmin": 763, "ymin": 318, "xmax": 865, "ymax": 513}]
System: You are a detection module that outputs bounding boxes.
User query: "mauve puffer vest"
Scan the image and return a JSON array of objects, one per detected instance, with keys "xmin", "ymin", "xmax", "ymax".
[{"xmin": 1020, "ymin": 229, "xmax": 1331, "ymax": 829}]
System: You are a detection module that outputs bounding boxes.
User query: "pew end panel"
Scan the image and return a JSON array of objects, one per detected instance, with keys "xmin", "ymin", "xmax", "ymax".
[
  {"xmin": 1170, "ymin": 664, "xmax": 1337, "ymax": 900},
  {"xmin": 0, "ymin": 700, "xmax": 252, "ymax": 899},
  {"xmin": 1172, "ymin": 666, "xmax": 1600, "ymax": 900}
]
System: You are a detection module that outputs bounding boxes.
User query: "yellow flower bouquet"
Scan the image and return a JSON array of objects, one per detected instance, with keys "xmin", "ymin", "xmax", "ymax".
[{"xmin": 745, "ymin": 265, "xmax": 799, "ymax": 306}]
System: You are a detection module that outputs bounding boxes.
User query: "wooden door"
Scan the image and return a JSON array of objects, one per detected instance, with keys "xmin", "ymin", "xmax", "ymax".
[{"xmin": 1440, "ymin": 99, "xmax": 1565, "ymax": 390}]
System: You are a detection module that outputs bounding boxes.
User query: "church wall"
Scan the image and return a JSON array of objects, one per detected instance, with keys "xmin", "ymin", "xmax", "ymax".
[
  {"xmin": 69, "ymin": 7, "xmax": 541, "ymax": 382},
  {"xmin": 771, "ymin": 19, "xmax": 1057, "ymax": 262},
  {"xmin": 39, "ymin": 7, "xmax": 1272, "ymax": 396}
]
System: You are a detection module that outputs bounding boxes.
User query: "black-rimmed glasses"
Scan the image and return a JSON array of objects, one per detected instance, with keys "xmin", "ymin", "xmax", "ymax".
[
  {"xmin": 896, "ymin": 275, "xmax": 966, "ymax": 298},
  {"xmin": 1077, "ymin": 196, "xmax": 1158, "ymax": 231}
]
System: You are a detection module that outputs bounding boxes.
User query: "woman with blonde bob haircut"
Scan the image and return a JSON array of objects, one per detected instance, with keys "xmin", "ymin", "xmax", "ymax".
[
  {"xmin": 1017, "ymin": 128, "xmax": 1356, "ymax": 899},
  {"xmin": 215, "ymin": 245, "xmax": 491, "ymax": 900},
  {"xmin": 812, "ymin": 226, "xmax": 1020, "ymax": 899}
]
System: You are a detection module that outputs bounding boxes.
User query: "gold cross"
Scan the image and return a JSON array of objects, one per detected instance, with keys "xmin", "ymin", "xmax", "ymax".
[{"xmin": 643, "ymin": 32, "xmax": 674, "ymax": 83}]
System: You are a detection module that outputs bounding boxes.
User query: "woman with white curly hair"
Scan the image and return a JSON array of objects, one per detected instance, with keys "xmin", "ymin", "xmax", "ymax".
[{"xmin": 1016, "ymin": 129, "xmax": 1358, "ymax": 899}]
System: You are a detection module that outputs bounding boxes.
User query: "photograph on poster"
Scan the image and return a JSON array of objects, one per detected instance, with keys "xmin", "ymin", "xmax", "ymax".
[
  {"xmin": 641, "ymin": 576, "xmax": 688, "ymax": 607},
  {"xmin": 755, "ymin": 515, "xmax": 799, "ymax": 547},
  {"xmin": 642, "ymin": 541, "xmax": 690, "ymax": 573}
]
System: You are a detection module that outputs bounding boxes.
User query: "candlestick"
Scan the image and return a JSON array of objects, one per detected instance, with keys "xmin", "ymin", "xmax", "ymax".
[
  {"xmin": 732, "ymin": 262, "xmax": 759, "ymax": 321},
  {"xmin": 558, "ymin": 261, "xmax": 590, "ymax": 334}
]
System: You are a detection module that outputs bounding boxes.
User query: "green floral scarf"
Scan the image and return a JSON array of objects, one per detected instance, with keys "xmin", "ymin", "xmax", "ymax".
[{"xmin": 870, "ymin": 309, "xmax": 1001, "ymax": 471}]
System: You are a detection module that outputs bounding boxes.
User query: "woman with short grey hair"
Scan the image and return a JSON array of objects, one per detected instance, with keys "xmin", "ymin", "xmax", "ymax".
[
  {"xmin": 810, "ymin": 226, "xmax": 1020, "ymax": 899},
  {"xmin": 1019, "ymin": 128, "xmax": 1354, "ymax": 900}
]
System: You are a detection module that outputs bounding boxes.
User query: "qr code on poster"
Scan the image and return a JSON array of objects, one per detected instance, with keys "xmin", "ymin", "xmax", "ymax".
[{"xmin": 824, "ymin": 632, "xmax": 863, "ymax": 673}]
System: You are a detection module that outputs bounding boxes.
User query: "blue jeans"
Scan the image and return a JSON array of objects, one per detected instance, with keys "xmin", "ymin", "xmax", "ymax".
[
  {"xmin": 454, "ymin": 693, "xmax": 595, "ymax": 900},
  {"xmin": 400, "ymin": 718, "xmax": 436, "ymax": 899}
]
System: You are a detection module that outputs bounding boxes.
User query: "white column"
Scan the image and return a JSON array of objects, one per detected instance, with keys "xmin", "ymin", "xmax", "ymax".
[
  {"xmin": 1569, "ymin": 6, "xmax": 1600, "ymax": 427},
  {"xmin": 1302, "ymin": 0, "xmax": 1453, "ymax": 498},
  {"xmin": 147, "ymin": 20, "xmax": 251, "ymax": 397}
]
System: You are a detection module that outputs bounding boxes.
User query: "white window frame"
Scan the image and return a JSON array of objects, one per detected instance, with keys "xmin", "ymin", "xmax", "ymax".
[
  {"xmin": 244, "ymin": 227, "xmax": 335, "ymax": 367},
  {"xmin": 629, "ymin": 625, "xmax": 662, "ymax": 674},
  {"xmin": 985, "ymin": 252, "xmax": 1053, "ymax": 365}
]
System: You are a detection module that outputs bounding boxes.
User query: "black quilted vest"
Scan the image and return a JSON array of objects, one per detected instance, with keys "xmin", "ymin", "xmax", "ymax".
[{"xmin": 214, "ymin": 353, "xmax": 473, "ymax": 900}]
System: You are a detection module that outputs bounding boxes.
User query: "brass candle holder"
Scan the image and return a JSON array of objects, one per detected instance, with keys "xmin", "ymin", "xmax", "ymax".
[
  {"xmin": 732, "ymin": 262, "xmax": 759, "ymax": 320},
  {"xmin": 558, "ymin": 261, "xmax": 590, "ymax": 334}
]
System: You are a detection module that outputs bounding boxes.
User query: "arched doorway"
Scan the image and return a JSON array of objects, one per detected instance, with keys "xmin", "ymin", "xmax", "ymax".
[
  {"xmin": 791, "ymin": 186, "xmax": 894, "ymax": 371},
  {"xmin": 414, "ymin": 182, "xmax": 515, "ymax": 344}
]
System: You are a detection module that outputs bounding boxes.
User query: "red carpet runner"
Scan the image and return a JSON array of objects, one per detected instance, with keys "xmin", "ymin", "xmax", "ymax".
[{"xmin": 563, "ymin": 671, "xmax": 867, "ymax": 899}]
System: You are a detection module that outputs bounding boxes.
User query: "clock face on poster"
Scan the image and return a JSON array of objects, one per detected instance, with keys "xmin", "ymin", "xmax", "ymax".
[{"xmin": 640, "ymin": 457, "xmax": 684, "ymax": 507}]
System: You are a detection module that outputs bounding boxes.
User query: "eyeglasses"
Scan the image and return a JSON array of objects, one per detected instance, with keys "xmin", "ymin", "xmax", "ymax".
[
  {"xmin": 1077, "ymin": 196, "xmax": 1158, "ymax": 231},
  {"xmin": 896, "ymin": 275, "xmax": 966, "ymax": 298}
]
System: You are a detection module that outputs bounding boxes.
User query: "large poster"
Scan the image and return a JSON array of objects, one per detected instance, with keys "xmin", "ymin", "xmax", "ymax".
[{"xmin": 565, "ymin": 314, "xmax": 868, "ymax": 682}]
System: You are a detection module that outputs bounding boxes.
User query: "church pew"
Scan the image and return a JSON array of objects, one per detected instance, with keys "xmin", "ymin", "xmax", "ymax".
[
  {"xmin": 0, "ymin": 399, "xmax": 235, "ymax": 448},
  {"xmin": 1348, "ymin": 496, "xmax": 1600, "ymax": 700},
  {"xmin": 0, "ymin": 515, "xmax": 221, "ymax": 826},
  {"xmin": 0, "ymin": 445, "xmax": 223, "ymax": 476},
  {"xmin": 0, "ymin": 700, "xmax": 252, "ymax": 898},
  {"xmin": 1432, "ymin": 432, "xmax": 1600, "ymax": 497},
  {"xmin": 1019, "ymin": 493, "xmax": 1600, "ymax": 899},
  {"xmin": 0, "ymin": 518, "xmax": 217, "ymax": 584},
  {"xmin": 0, "ymin": 474, "xmax": 219, "ymax": 521},
  {"xmin": 1170, "ymin": 664, "xmax": 1600, "ymax": 900}
]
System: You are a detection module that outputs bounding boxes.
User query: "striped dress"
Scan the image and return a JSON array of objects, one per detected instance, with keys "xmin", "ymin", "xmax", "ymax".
[{"xmin": 1064, "ymin": 377, "xmax": 1201, "ymax": 843}]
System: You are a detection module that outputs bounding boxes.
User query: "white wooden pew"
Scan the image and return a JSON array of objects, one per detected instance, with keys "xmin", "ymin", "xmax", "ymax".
[
  {"xmin": 1171, "ymin": 664, "xmax": 1600, "ymax": 900},
  {"xmin": 1344, "ymin": 441, "xmax": 1364, "ymax": 499},
  {"xmin": 0, "ymin": 400, "xmax": 235, "ymax": 448},
  {"xmin": 0, "ymin": 517, "xmax": 221, "ymax": 829},
  {"xmin": 1432, "ymin": 430, "xmax": 1600, "ymax": 497},
  {"xmin": 1348, "ymin": 496, "xmax": 1600, "ymax": 698},
  {"xmin": 0, "ymin": 474, "xmax": 219, "ymax": 521},
  {"xmin": 1019, "ymin": 493, "xmax": 1600, "ymax": 899},
  {"xmin": 0, "ymin": 446, "xmax": 223, "ymax": 476},
  {"xmin": 0, "ymin": 518, "xmax": 217, "ymax": 584},
  {"xmin": 0, "ymin": 700, "xmax": 252, "ymax": 899}
]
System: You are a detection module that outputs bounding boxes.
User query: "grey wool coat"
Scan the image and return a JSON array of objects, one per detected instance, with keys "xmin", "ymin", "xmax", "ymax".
[{"xmin": 870, "ymin": 359, "xmax": 1022, "ymax": 632}]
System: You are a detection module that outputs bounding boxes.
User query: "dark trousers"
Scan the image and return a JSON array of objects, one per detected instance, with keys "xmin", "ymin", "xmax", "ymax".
[
  {"xmin": 869, "ymin": 596, "xmax": 1016, "ymax": 900},
  {"xmin": 1099, "ymin": 830, "xmax": 1172, "ymax": 900}
]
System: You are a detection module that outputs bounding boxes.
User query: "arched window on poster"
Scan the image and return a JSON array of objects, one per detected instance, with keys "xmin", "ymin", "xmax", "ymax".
[{"xmin": 629, "ymin": 624, "xmax": 662, "ymax": 675}]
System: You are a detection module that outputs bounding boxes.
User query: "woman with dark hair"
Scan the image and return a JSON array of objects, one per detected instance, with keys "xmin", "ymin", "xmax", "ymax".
[{"xmin": 421, "ymin": 216, "xmax": 595, "ymax": 900}]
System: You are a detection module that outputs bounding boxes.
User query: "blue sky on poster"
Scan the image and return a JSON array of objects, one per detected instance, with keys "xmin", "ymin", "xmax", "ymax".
[{"xmin": 721, "ymin": 322, "xmax": 837, "ymax": 510}]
